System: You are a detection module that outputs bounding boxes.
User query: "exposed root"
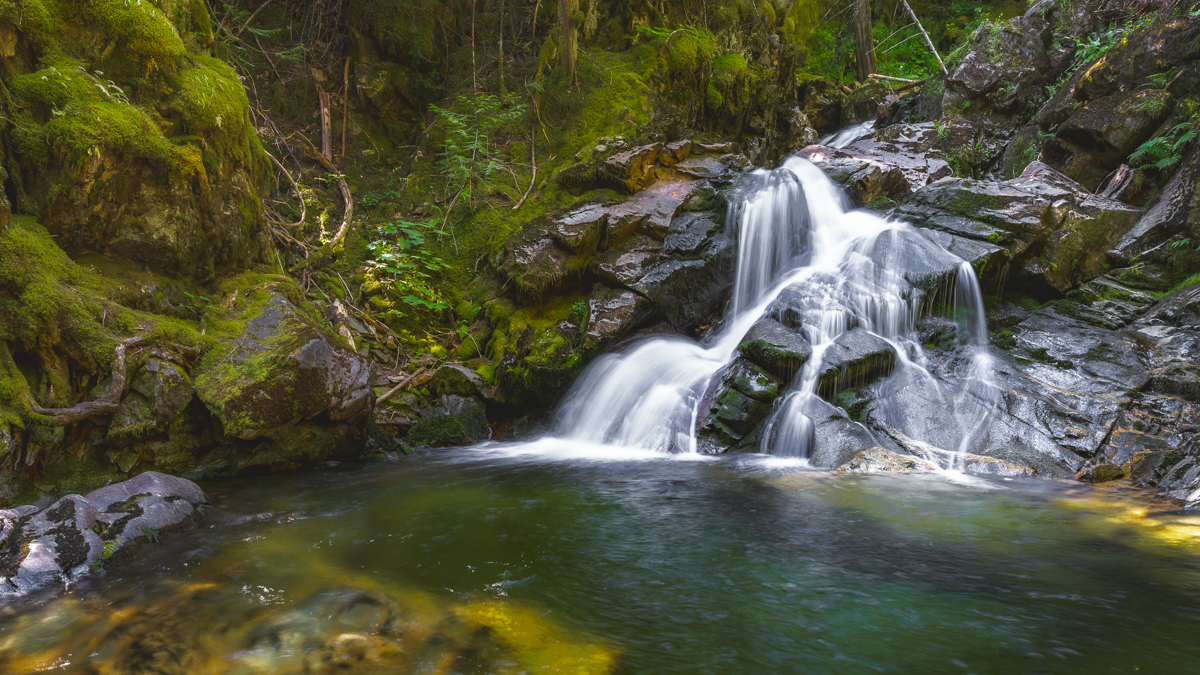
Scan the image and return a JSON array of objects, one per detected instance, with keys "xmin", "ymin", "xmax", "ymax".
[{"xmin": 28, "ymin": 335, "xmax": 148, "ymax": 426}]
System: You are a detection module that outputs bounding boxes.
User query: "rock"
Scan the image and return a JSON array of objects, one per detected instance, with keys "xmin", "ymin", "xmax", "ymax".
[
  {"xmin": 583, "ymin": 285, "xmax": 652, "ymax": 349},
  {"xmin": 660, "ymin": 139, "xmax": 693, "ymax": 166},
  {"xmin": 407, "ymin": 395, "xmax": 491, "ymax": 446},
  {"xmin": 943, "ymin": 17, "xmax": 1053, "ymax": 133},
  {"xmin": 1041, "ymin": 90, "xmax": 1175, "ymax": 190},
  {"xmin": 696, "ymin": 359, "xmax": 784, "ymax": 453},
  {"xmin": 793, "ymin": 396, "xmax": 883, "ymax": 469},
  {"xmin": 798, "ymin": 121, "xmax": 966, "ymax": 206},
  {"xmin": 594, "ymin": 235, "xmax": 661, "ymax": 287},
  {"xmin": 550, "ymin": 203, "xmax": 609, "ymax": 256},
  {"xmin": 429, "ymin": 364, "xmax": 491, "ymax": 399},
  {"xmin": 1075, "ymin": 463, "xmax": 1126, "ymax": 483},
  {"xmin": 738, "ymin": 318, "xmax": 811, "ymax": 379},
  {"xmin": 0, "ymin": 472, "xmax": 204, "ymax": 597},
  {"xmin": 894, "ymin": 161, "xmax": 1141, "ymax": 294},
  {"xmin": 838, "ymin": 447, "xmax": 939, "ymax": 473},
  {"xmin": 631, "ymin": 237, "xmax": 734, "ymax": 329},
  {"xmin": 672, "ymin": 156, "xmax": 733, "ymax": 180},
  {"xmin": 816, "ymin": 328, "xmax": 896, "ymax": 399},
  {"xmin": 496, "ymin": 217, "xmax": 577, "ymax": 299},
  {"xmin": 194, "ymin": 279, "xmax": 376, "ymax": 469},
  {"xmin": 603, "ymin": 143, "xmax": 662, "ymax": 194},
  {"xmin": 606, "ymin": 178, "xmax": 704, "ymax": 242},
  {"xmin": 661, "ymin": 212, "xmax": 722, "ymax": 257},
  {"xmin": 841, "ymin": 80, "xmax": 892, "ymax": 126},
  {"xmin": 801, "ymin": 77, "xmax": 846, "ymax": 133},
  {"xmin": 1097, "ymin": 164, "xmax": 1148, "ymax": 206},
  {"xmin": 1110, "ymin": 143, "xmax": 1200, "ymax": 263},
  {"xmin": 107, "ymin": 359, "xmax": 195, "ymax": 446}
]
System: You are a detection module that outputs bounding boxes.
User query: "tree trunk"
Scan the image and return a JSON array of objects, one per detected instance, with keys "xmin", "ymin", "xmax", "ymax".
[
  {"xmin": 853, "ymin": 0, "xmax": 876, "ymax": 83},
  {"xmin": 558, "ymin": 0, "xmax": 576, "ymax": 80}
]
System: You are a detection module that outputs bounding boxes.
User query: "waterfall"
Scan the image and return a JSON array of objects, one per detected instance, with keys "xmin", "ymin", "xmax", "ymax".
[{"xmin": 553, "ymin": 156, "xmax": 997, "ymax": 463}]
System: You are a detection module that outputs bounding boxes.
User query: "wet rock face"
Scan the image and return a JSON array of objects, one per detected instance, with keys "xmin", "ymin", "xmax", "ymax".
[
  {"xmin": 816, "ymin": 329, "xmax": 896, "ymax": 400},
  {"xmin": 943, "ymin": 16, "xmax": 1054, "ymax": 133},
  {"xmin": 696, "ymin": 358, "xmax": 783, "ymax": 454},
  {"xmin": 738, "ymin": 318, "xmax": 812, "ymax": 379},
  {"xmin": 1041, "ymin": 90, "xmax": 1175, "ymax": 191},
  {"xmin": 800, "ymin": 78, "xmax": 846, "ymax": 134},
  {"xmin": 798, "ymin": 121, "xmax": 970, "ymax": 207},
  {"xmin": 0, "ymin": 472, "xmax": 204, "ymax": 598},
  {"xmin": 895, "ymin": 161, "xmax": 1141, "ymax": 295}
]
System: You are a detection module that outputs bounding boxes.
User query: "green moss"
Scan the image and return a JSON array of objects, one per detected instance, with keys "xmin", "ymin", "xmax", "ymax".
[
  {"xmin": 11, "ymin": 60, "xmax": 201, "ymax": 177},
  {"xmin": 169, "ymin": 55, "xmax": 268, "ymax": 178}
]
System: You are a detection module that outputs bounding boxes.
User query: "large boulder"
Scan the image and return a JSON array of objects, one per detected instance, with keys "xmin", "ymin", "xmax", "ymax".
[
  {"xmin": 894, "ymin": 162, "xmax": 1142, "ymax": 294},
  {"xmin": 815, "ymin": 328, "xmax": 896, "ymax": 399},
  {"xmin": 194, "ymin": 276, "xmax": 376, "ymax": 469},
  {"xmin": 942, "ymin": 17, "xmax": 1054, "ymax": 134},
  {"xmin": 738, "ymin": 318, "xmax": 811, "ymax": 379},
  {"xmin": 0, "ymin": 472, "xmax": 204, "ymax": 597},
  {"xmin": 696, "ymin": 358, "xmax": 784, "ymax": 454}
]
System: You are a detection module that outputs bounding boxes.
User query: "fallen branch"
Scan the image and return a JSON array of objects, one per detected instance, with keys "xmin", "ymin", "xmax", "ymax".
[
  {"xmin": 868, "ymin": 73, "xmax": 917, "ymax": 84},
  {"xmin": 29, "ymin": 335, "xmax": 148, "ymax": 426},
  {"xmin": 290, "ymin": 140, "xmax": 354, "ymax": 272},
  {"xmin": 512, "ymin": 130, "xmax": 537, "ymax": 210},
  {"xmin": 892, "ymin": 77, "xmax": 930, "ymax": 94},
  {"xmin": 375, "ymin": 368, "xmax": 427, "ymax": 407},
  {"xmin": 264, "ymin": 150, "xmax": 306, "ymax": 227},
  {"xmin": 901, "ymin": 0, "xmax": 948, "ymax": 76}
]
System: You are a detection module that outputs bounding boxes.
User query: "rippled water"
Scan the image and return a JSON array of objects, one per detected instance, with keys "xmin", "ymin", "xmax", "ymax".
[{"xmin": 5, "ymin": 446, "xmax": 1200, "ymax": 674}]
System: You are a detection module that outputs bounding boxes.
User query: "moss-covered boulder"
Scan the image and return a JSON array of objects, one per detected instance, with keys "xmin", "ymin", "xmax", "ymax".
[
  {"xmin": 408, "ymin": 395, "xmax": 490, "ymax": 446},
  {"xmin": 738, "ymin": 318, "xmax": 811, "ymax": 379},
  {"xmin": 0, "ymin": 0, "xmax": 270, "ymax": 282},
  {"xmin": 942, "ymin": 17, "xmax": 1054, "ymax": 134},
  {"xmin": 193, "ymin": 275, "xmax": 376, "ymax": 468}
]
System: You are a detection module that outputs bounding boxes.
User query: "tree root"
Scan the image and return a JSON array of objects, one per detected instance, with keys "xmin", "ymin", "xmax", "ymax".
[
  {"xmin": 28, "ymin": 335, "xmax": 148, "ymax": 426},
  {"xmin": 290, "ymin": 140, "xmax": 355, "ymax": 272}
]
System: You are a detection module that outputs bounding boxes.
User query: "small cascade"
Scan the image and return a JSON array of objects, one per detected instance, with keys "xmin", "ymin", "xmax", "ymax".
[
  {"xmin": 818, "ymin": 121, "xmax": 876, "ymax": 149},
  {"xmin": 553, "ymin": 155, "xmax": 1000, "ymax": 463}
]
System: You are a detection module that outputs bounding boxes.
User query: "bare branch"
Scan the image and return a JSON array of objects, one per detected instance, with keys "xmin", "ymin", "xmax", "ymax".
[{"xmin": 29, "ymin": 335, "xmax": 148, "ymax": 426}]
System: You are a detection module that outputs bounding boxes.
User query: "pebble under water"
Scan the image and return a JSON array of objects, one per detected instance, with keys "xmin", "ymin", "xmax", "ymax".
[{"xmin": 4, "ymin": 445, "xmax": 1200, "ymax": 674}]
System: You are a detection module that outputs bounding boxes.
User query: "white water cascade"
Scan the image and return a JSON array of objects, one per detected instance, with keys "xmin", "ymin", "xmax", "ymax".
[{"xmin": 552, "ymin": 156, "xmax": 1000, "ymax": 465}]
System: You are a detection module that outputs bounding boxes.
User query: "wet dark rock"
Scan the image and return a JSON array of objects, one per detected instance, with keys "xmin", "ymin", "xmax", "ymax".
[
  {"xmin": 738, "ymin": 318, "xmax": 811, "ymax": 379},
  {"xmin": 1097, "ymin": 164, "xmax": 1148, "ymax": 206},
  {"xmin": 496, "ymin": 218, "xmax": 578, "ymax": 299},
  {"xmin": 784, "ymin": 107, "xmax": 819, "ymax": 153},
  {"xmin": 662, "ymin": 212, "xmax": 722, "ymax": 257},
  {"xmin": 0, "ymin": 472, "xmax": 204, "ymax": 597},
  {"xmin": 408, "ymin": 395, "xmax": 491, "ymax": 447},
  {"xmin": 1111, "ymin": 143, "xmax": 1200, "ymax": 263},
  {"xmin": 603, "ymin": 143, "xmax": 662, "ymax": 194},
  {"xmin": 1074, "ymin": 463, "xmax": 1125, "ymax": 483},
  {"xmin": 1041, "ymin": 90, "xmax": 1175, "ymax": 191},
  {"xmin": 584, "ymin": 285, "xmax": 652, "ymax": 350},
  {"xmin": 816, "ymin": 328, "xmax": 896, "ymax": 399},
  {"xmin": 632, "ymin": 235, "xmax": 734, "ymax": 330},
  {"xmin": 594, "ymin": 235, "xmax": 661, "ymax": 287},
  {"xmin": 794, "ymin": 396, "xmax": 882, "ymax": 470},
  {"xmin": 607, "ymin": 179, "xmax": 705, "ymax": 241},
  {"xmin": 696, "ymin": 360, "xmax": 782, "ymax": 453},
  {"xmin": 800, "ymin": 77, "xmax": 846, "ymax": 133},
  {"xmin": 895, "ymin": 161, "xmax": 1141, "ymax": 294},
  {"xmin": 550, "ymin": 203, "xmax": 609, "ymax": 256},
  {"xmin": 943, "ymin": 16, "xmax": 1053, "ymax": 134},
  {"xmin": 798, "ymin": 122, "xmax": 966, "ymax": 206},
  {"xmin": 841, "ymin": 81, "xmax": 893, "ymax": 126}
]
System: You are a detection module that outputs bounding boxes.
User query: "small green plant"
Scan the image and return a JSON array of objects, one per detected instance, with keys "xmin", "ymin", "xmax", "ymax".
[
  {"xmin": 570, "ymin": 300, "xmax": 588, "ymax": 324},
  {"xmin": 1129, "ymin": 123, "xmax": 1196, "ymax": 172},
  {"xmin": 365, "ymin": 219, "xmax": 451, "ymax": 314},
  {"xmin": 1143, "ymin": 70, "xmax": 1176, "ymax": 89},
  {"xmin": 179, "ymin": 292, "xmax": 219, "ymax": 315},
  {"xmin": 430, "ymin": 93, "xmax": 528, "ymax": 199}
]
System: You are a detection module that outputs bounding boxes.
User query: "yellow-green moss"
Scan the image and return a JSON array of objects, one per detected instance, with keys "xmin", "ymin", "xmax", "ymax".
[{"xmin": 169, "ymin": 55, "xmax": 268, "ymax": 177}]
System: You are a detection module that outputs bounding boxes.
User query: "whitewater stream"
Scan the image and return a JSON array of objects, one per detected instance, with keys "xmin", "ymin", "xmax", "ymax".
[{"xmin": 3, "ymin": 159, "xmax": 1200, "ymax": 674}]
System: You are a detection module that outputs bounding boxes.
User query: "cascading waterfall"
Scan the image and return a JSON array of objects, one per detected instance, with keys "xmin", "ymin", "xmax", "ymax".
[{"xmin": 554, "ymin": 155, "xmax": 1000, "ymax": 465}]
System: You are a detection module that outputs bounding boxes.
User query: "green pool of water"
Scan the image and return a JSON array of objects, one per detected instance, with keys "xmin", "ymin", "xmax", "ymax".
[{"xmin": 4, "ymin": 442, "xmax": 1200, "ymax": 674}]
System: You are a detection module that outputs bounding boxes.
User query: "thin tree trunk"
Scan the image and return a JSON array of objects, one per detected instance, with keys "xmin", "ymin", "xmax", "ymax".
[
  {"xmin": 319, "ymin": 91, "xmax": 332, "ymax": 161},
  {"xmin": 341, "ymin": 57, "xmax": 350, "ymax": 157},
  {"xmin": 901, "ymin": 0, "xmax": 948, "ymax": 75},
  {"xmin": 558, "ymin": 0, "xmax": 576, "ymax": 80},
  {"xmin": 853, "ymin": 0, "xmax": 876, "ymax": 82},
  {"xmin": 498, "ymin": 0, "xmax": 506, "ymax": 95},
  {"xmin": 471, "ymin": 0, "xmax": 478, "ymax": 92}
]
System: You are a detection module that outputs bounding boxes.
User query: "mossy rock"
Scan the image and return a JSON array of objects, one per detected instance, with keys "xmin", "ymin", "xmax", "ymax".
[{"xmin": 408, "ymin": 395, "xmax": 490, "ymax": 446}]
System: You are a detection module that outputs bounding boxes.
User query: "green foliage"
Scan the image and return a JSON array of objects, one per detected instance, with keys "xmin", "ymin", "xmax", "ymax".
[
  {"xmin": 430, "ymin": 93, "xmax": 528, "ymax": 198},
  {"xmin": 365, "ymin": 219, "xmax": 451, "ymax": 314},
  {"xmin": 1129, "ymin": 123, "xmax": 1196, "ymax": 172},
  {"xmin": 1029, "ymin": 347, "xmax": 1073, "ymax": 369}
]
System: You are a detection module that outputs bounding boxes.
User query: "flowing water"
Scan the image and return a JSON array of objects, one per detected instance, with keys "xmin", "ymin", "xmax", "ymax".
[
  {"xmin": 557, "ymin": 157, "xmax": 997, "ymax": 466},
  {"xmin": 4, "ymin": 455, "xmax": 1200, "ymax": 674},
  {"xmin": 5, "ymin": 156, "xmax": 1200, "ymax": 673}
]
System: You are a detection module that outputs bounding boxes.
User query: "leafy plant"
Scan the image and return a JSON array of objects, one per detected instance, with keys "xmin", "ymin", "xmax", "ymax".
[
  {"xmin": 430, "ymin": 93, "xmax": 527, "ymax": 200},
  {"xmin": 1129, "ymin": 122, "xmax": 1197, "ymax": 172},
  {"xmin": 179, "ymin": 292, "xmax": 219, "ymax": 315},
  {"xmin": 365, "ymin": 219, "xmax": 451, "ymax": 313}
]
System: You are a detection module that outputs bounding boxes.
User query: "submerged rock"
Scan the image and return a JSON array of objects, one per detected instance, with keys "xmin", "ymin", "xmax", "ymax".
[
  {"xmin": 0, "ymin": 472, "xmax": 205, "ymax": 597},
  {"xmin": 408, "ymin": 395, "xmax": 491, "ymax": 447}
]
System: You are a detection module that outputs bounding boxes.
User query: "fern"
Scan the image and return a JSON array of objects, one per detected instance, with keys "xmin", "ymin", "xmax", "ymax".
[{"xmin": 1129, "ymin": 123, "xmax": 1196, "ymax": 171}]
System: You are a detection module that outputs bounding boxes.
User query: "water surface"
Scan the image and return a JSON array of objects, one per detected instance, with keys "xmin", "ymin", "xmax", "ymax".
[{"xmin": 3, "ymin": 444, "xmax": 1200, "ymax": 674}]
